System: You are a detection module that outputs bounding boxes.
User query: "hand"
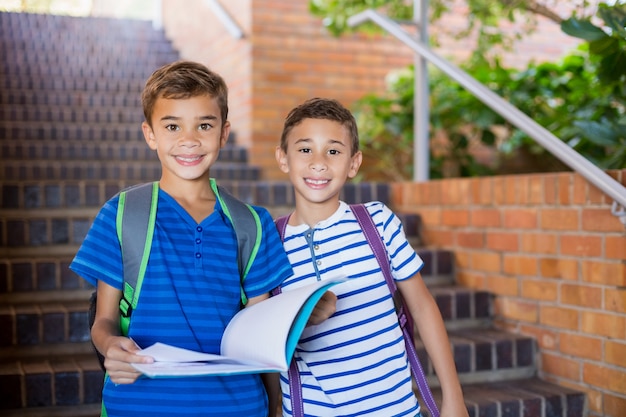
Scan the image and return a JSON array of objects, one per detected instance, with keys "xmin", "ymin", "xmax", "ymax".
[
  {"xmin": 102, "ymin": 336, "xmax": 154, "ymax": 384},
  {"xmin": 307, "ymin": 290, "xmax": 337, "ymax": 326}
]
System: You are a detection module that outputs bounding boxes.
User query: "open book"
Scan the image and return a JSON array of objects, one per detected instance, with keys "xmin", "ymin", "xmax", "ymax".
[{"xmin": 132, "ymin": 278, "xmax": 345, "ymax": 377}]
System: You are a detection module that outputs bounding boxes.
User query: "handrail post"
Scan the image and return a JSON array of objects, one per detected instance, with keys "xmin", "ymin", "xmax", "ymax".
[{"xmin": 414, "ymin": 0, "xmax": 430, "ymax": 182}]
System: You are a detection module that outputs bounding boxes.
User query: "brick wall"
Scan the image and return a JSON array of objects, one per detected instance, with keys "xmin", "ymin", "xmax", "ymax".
[
  {"xmin": 160, "ymin": 0, "xmax": 581, "ymax": 180},
  {"xmin": 392, "ymin": 169, "xmax": 626, "ymax": 417},
  {"xmin": 162, "ymin": 0, "xmax": 415, "ymax": 179}
]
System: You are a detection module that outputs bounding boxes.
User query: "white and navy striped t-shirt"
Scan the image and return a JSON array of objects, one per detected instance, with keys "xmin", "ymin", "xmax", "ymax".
[
  {"xmin": 70, "ymin": 185, "xmax": 293, "ymax": 417},
  {"xmin": 279, "ymin": 201, "xmax": 423, "ymax": 417}
]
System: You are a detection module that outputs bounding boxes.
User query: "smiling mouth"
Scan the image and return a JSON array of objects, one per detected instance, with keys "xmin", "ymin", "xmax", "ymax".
[
  {"xmin": 305, "ymin": 178, "xmax": 329, "ymax": 186},
  {"xmin": 176, "ymin": 155, "xmax": 204, "ymax": 163}
]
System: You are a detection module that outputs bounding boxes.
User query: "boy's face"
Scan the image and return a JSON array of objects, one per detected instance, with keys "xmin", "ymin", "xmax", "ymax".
[
  {"xmin": 276, "ymin": 118, "xmax": 362, "ymax": 207},
  {"xmin": 142, "ymin": 94, "xmax": 229, "ymax": 186}
]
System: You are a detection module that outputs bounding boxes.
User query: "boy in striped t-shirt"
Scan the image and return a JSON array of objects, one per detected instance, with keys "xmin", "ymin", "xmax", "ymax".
[
  {"xmin": 70, "ymin": 61, "xmax": 293, "ymax": 417},
  {"xmin": 274, "ymin": 97, "xmax": 468, "ymax": 416}
]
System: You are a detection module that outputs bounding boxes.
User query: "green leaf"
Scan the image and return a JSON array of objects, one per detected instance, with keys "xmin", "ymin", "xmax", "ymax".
[{"xmin": 561, "ymin": 18, "xmax": 608, "ymax": 41}]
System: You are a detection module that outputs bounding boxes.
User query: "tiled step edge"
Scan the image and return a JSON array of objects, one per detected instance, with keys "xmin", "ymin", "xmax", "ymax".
[
  {"xmin": 415, "ymin": 328, "xmax": 536, "ymax": 385},
  {"xmin": 0, "ymin": 403, "xmax": 101, "ymax": 417},
  {"xmin": 0, "ymin": 354, "xmax": 104, "ymax": 410},
  {"xmin": 418, "ymin": 377, "xmax": 586, "ymax": 417}
]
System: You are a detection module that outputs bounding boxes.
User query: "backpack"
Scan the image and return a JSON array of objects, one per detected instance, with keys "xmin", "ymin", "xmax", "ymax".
[{"xmin": 88, "ymin": 181, "xmax": 262, "ymax": 370}]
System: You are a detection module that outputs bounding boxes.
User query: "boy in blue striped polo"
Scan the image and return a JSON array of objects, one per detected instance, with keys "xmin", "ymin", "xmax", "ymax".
[
  {"xmin": 70, "ymin": 61, "xmax": 293, "ymax": 417},
  {"xmin": 274, "ymin": 97, "xmax": 468, "ymax": 416}
]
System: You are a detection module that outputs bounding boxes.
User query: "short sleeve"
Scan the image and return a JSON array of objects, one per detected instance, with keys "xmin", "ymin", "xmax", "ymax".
[
  {"xmin": 69, "ymin": 196, "xmax": 124, "ymax": 289},
  {"xmin": 240, "ymin": 206, "xmax": 293, "ymax": 298},
  {"xmin": 367, "ymin": 201, "xmax": 423, "ymax": 281}
]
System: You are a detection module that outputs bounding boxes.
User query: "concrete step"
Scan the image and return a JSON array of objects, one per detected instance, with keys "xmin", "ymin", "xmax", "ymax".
[
  {"xmin": 0, "ymin": 140, "xmax": 249, "ymax": 164},
  {"xmin": 419, "ymin": 377, "xmax": 586, "ymax": 417},
  {"xmin": 0, "ymin": 179, "xmax": 394, "ymax": 211},
  {"xmin": 0, "ymin": 104, "xmax": 145, "ymax": 124},
  {"xmin": 0, "ymin": 88, "xmax": 142, "ymax": 107},
  {"xmin": 0, "ymin": 353, "xmax": 104, "ymax": 412},
  {"xmin": 0, "ymin": 159, "xmax": 261, "ymax": 181},
  {"xmin": 413, "ymin": 327, "xmax": 535, "ymax": 386},
  {"xmin": 0, "ymin": 121, "xmax": 143, "ymax": 141}
]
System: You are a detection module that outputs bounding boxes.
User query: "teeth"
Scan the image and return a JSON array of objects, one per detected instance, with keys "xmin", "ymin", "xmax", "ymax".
[
  {"xmin": 177, "ymin": 156, "xmax": 200, "ymax": 162},
  {"xmin": 306, "ymin": 178, "xmax": 328, "ymax": 185}
]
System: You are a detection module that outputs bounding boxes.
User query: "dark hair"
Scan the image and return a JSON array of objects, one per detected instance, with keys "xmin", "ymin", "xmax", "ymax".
[
  {"xmin": 280, "ymin": 97, "xmax": 359, "ymax": 155},
  {"xmin": 141, "ymin": 61, "xmax": 228, "ymax": 127}
]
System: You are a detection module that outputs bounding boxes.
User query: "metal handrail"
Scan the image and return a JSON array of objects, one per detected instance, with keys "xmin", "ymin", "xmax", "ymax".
[
  {"xmin": 205, "ymin": 0, "xmax": 244, "ymax": 39},
  {"xmin": 348, "ymin": 9, "xmax": 626, "ymax": 224}
]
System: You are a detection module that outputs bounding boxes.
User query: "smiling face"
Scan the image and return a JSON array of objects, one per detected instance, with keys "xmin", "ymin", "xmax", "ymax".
[
  {"xmin": 276, "ymin": 117, "xmax": 362, "ymax": 220},
  {"xmin": 142, "ymin": 94, "xmax": 229, "ymax": 190}
]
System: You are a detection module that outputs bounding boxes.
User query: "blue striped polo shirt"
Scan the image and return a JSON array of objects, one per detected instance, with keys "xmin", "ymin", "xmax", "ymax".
[
  {"xmin": 70, "ymin": 183, "xmax": 293, "ymax": 417},
  {"xmin": 278, "ymin": 201, "xmax": 423, "ymax": 417}
]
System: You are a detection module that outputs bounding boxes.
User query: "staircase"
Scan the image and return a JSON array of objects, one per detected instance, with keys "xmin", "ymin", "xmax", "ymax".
[{"xmin": 0, "ymin": 11, "xmax": 586, "ymax": 417}]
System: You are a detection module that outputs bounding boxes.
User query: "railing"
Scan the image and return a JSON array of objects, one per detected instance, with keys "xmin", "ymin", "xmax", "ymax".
[{"xmin": 348, "ymin": 9, "xmax": 626, "ymax": 225}]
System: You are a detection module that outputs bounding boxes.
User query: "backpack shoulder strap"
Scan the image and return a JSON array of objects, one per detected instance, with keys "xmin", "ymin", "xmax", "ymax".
[
  {"xmin": 117, "ymin": 181, "xmax": 159, "ymax": 336},
  {"xmin": 350, "ymin": 203, "xmax": 440, "ymax": 417},
  {"xmin": 270, "ymin": 214, "xmax": 291, "ymax": 297},
  {"xmin": 212, "ymin": 180, "xmax": 262, "ymax": 305}
]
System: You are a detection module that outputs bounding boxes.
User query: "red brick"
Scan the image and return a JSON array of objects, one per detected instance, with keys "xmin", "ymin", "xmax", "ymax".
[
  {"xmin": 541, "ymin": 208, "xmax": 579, "ymax": 230},
  {"xmin": 471, "ymin": 208, "xmax": 501, "ymax": 227},
  {"xmin": 605, "ymin": 288, "xmax": 626, "ymax": 314},
  {"xmin": 605, "ymin": 340, "xmax": 626, "ymax": 367},
  {"xmin": 604, "ymin": 393, "xmax": 626, "ymax": 417},
  {"xmin": 486, "ymin": 232, "xmax": 519, "ymax": 251},
  {"xmin": 582, "ymin": 261, "xmax": 626, "ymax": 286},
  {"xmin": 495, "ymin": 298, "xmax": 538, "ymax": 323},
  {"xmin": 561, "ymin": 283, "xmax": 602, "ymax": 309},
  {"xmin": 582, "ymin": 208, "xmax": 624, "ymax": 232},
  {"xmin": 605, "ymin": 235, "xmax": 626, "ymax": 260},
  {"xmin": 581, "ymin": 311, "xmax": 625, "ymax": 339},
  {"xmin": 560, "ymin": 235, "xmax": 603, "ymax": 257},
  {"xmin": 471, "ymin": 252, "xmax": 501, "ymax": 273},
  {"xmin": 441, "ymin": 209, "xmax": 469, "ymax": 227},
  {"xmin": 540, "ymin": 305, "xmax": 578, "ymax": 330},
  {"xmin": 503, "ymin": 255, "xmax": 538, "ymax": 276},
  {"xmin": 541, "ymin": 352, "xmax": 581, "ymax": 381},
  {"xmin": 559, "ymin": 333, "xmax": 602, "ymax": 361},
  {"xmin": 522, "ymin": 279, "xmax": 557, "ymax": 301},
  {"xmin": 583, "ymin": 362, "xmax": 626, "ymax": 394},
  {"xmin": 503, "ymin": 208, "xmax": 537, "ymax": 229},
  {"xmin": 522, "ymin": 234, "xmax": 558, "ymax": 254},
  {"xmin": 457, "ymin": 232, "xmax": 485, "ymax": 249},
  {"xmin": 528, "ymin": 175, "xmax": 544, "ymax": 205},
  {"xmin": 487, "ymin": 275, "xmax": 519, "ymax": 297}
]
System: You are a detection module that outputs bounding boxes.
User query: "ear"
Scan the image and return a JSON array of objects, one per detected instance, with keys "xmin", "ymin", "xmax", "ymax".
[
  {"xmin": 142, "ymin": 121, "xmax": 157, "ymax": 150},
  {"xmin": 275, "ymin": 146, "xmax": 289, "ymax": 173},
  {"xmin": 348, "ymin": 151, "xmax": 363, "ymax": 179},
  {"xmin": 220, "ymin": 121, "xmax": 231, "ymax": 148}
]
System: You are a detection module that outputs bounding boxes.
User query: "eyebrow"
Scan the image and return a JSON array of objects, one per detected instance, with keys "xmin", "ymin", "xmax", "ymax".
[
  {"xmin": 294, "ymin": 137, "xmax": 347, "ymax": 147},
  {"xmin": 159, "ymin": 115, "xmax": 219, "ymax": 122}
]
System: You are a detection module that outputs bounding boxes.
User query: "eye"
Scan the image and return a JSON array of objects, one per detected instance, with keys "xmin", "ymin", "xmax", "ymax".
[
  {"xmin": 165, "ymin": 124, "xmax": 179, "ymax": 132},
  {"xmin": 199, "ymin": 123, "xmax": 212, "ymax": 131},
  {"xmin": 328, "ymin": 149, "xmax": 341, "ymax": 155},
  {"xmin": 298, "ymin": 148, "xmax": 312, "ymax": 154}
]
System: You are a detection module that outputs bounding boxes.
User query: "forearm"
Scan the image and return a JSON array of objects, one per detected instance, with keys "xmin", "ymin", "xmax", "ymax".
[
  {"xmin": 261, "ymin": 373, "xmax": 280, "ymax": 417},
  {"xmin": 413, "ymin": 295, "xmax": 464, "ymax": 401}
]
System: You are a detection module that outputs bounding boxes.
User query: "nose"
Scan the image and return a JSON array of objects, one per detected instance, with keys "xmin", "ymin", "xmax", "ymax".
[
  {"xmin": 310, "ymin": 155, "xmax": 327, "ymax": 172},
  {"xmin": 178, "ymin": 129, "xmax": 200, "ymax": 147}
]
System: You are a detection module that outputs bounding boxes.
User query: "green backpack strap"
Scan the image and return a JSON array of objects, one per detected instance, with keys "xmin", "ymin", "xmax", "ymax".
[
  {"xmin": 116, "ymin": 181, "xmax": 159, "ymax": 336},
  {"xmin": 211, "ymin": 178, "xmax": 262, "ymax": 306}
]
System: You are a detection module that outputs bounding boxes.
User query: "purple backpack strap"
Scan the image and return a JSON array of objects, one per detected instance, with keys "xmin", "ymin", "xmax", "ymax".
[
  {"xmin": 351, "ymin": 204, "xmax": 441, "ymax": 417},
  {"xmin": 273, "ymin": 214, "xmax": 304, "ymax": 417}
]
